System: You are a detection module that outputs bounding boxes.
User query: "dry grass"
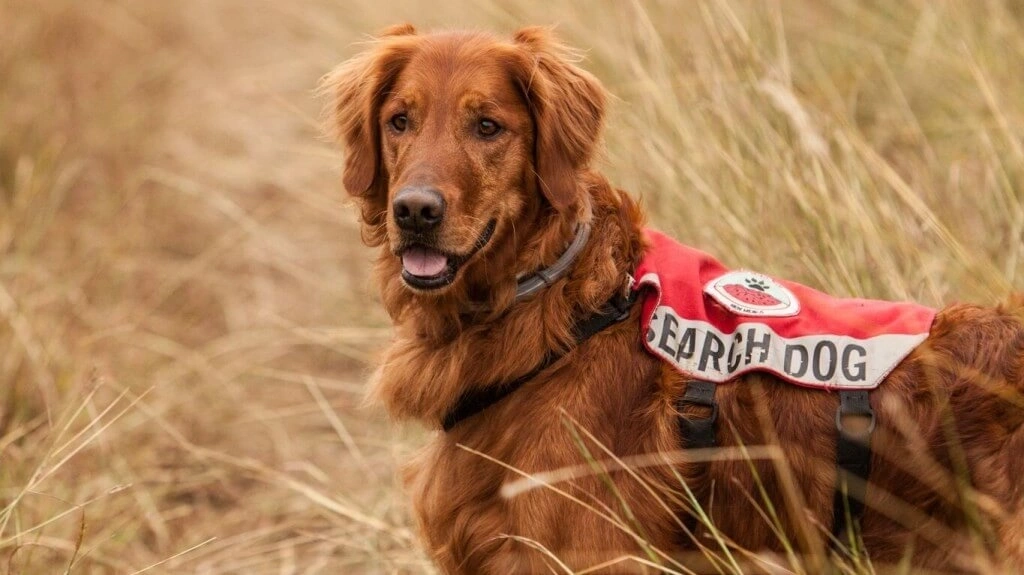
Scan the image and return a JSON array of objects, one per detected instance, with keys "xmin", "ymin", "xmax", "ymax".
[{"xmin": 1, "ymin": 0, "xmax": 1022, "ymax": 573}]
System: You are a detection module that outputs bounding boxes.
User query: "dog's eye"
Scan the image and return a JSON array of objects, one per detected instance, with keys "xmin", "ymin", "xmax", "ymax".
[
  {"xmin": 389, "ymin": 114, "xmax": 408, "ymax": 133},
  {"xmin": 476, "ymin": 118, "xmax": 502, "ymax": 138}
]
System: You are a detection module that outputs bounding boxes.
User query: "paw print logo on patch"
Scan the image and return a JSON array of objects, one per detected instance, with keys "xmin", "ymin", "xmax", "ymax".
[{"xmin": 705, "ymin": 271, "xmax": 800, "ymax": 317}]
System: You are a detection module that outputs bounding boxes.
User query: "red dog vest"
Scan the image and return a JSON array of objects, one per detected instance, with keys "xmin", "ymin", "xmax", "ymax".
[{"xmin": 635, "ymin": 229, "xmax": 936, "ymax": 390}]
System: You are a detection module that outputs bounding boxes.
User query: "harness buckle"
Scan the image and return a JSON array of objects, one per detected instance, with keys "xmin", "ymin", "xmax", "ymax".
[
  {"xmin": 612, "ymin": 291, "xmax": 637, "ymax": 321},
  {"xmin": 835, "ymin": 389, "xmax": 876, "ymax": 440}
]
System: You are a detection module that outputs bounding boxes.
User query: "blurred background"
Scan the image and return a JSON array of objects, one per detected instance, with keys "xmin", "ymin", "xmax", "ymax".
[{"xmin": 1, "ymin": 0, "xmax": 1021, "ymax": 572}]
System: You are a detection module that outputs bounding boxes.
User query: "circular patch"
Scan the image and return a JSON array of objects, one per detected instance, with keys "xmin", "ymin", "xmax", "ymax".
[{"xmin": 704, "ymin": 271, "xmax": 800, "ymax": 317}]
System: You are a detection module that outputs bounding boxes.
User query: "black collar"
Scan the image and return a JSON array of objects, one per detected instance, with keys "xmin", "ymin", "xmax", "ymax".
[
  {"xmin": 513, "ymin": 223, "xmax": 591, "ymax": 301},
  {"xmin": 441, "ymin": 289, "xmax": 638, "ymax": 432}
]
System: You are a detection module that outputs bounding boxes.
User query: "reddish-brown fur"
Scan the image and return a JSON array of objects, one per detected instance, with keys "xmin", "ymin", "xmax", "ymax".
[{"xmin": 324, "ymin": 26, "xmax": 1024, "ymax": 574}]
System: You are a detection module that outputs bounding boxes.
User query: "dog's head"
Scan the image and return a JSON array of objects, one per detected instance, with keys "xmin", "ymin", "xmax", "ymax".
[{"xmin": 323, "ymin": 25, "xmax": 606, "ymax": 304}]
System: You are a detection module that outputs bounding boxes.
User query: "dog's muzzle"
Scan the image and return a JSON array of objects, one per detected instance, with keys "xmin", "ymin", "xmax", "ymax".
[{"xmin": 399, "ymin": 219, "xmax": 497, "ymax": 291}]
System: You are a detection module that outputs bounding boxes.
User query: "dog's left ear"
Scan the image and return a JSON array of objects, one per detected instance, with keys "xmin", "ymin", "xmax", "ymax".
[{"xmin": 510, "ymin": 27, "xmax": 607, "ymax": 214}]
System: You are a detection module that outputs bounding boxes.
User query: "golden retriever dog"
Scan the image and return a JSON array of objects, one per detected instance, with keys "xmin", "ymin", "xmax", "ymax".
[{"xmin": 324, "ymin": 24, "xmax": 1024, "ymax": 574}]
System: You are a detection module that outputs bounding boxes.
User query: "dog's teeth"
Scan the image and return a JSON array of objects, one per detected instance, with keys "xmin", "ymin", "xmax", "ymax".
[{"xmin": 402, "ymin": 247, "xmax": 448, "ymax": 277}]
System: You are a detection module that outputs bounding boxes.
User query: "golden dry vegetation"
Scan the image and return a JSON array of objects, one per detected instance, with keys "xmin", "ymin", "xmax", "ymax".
[{"xmin": 1, "ymin": 0, "xmax": 1022, "ymax": 573}]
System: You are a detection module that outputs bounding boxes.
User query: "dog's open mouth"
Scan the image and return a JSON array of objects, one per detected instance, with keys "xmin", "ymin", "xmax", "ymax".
[{"xmin": 400, "ymin": 219, "xmax": 497, "ymax": 290}]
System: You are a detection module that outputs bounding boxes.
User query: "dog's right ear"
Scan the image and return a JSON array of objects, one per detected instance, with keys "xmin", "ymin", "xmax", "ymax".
[{"xmin": 321, "ymin": 24, "xmax": 418, "ymax": 199}]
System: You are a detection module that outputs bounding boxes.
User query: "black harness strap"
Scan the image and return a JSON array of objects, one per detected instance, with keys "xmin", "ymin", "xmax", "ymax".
[
  {"xmin": 832, "ymin": 389, "xmax": 875, "ymax": 543},
  {"xmin": 676, "ymin": 384, "xmax": 876, "ymax": 543},
  {"xmin": 441, "ymin": 291, "xmax": 637, "ymax": 432},
  {"xmin": 677, "ymin": 381, "xmax": 719, "ymax": 449}
]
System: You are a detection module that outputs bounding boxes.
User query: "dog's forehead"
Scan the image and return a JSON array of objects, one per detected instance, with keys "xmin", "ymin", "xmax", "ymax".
[{"xmin": 396, "ymin": 33, "xmax": 520, "ymax": 103}]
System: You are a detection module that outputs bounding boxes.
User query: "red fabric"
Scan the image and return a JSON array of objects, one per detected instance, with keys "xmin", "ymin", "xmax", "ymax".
[{"xmin": 635, "ymin": 229, "xmax": 936, "ymax": 389}]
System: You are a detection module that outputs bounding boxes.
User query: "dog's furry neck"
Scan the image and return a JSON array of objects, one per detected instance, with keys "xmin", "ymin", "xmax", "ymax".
[{"xmin": 369, "ymin": 172, "xmax": 647, "ymax": 425}]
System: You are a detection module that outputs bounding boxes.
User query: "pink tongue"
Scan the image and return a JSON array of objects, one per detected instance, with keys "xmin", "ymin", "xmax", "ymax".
[{"xmin": 402, "ymin": 247, "xmax": 448, "ymax": 277}]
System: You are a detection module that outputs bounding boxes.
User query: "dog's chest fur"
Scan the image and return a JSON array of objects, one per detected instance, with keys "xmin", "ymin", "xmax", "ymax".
[{"xmin": 393, "ymin": 321, "xmax": 685, "ymax": 573}]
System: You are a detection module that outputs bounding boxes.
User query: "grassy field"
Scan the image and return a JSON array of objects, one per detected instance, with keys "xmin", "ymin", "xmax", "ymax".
[{"xmin": 1, "ymin": 0, "xmax": 1022, "ymax": 573}]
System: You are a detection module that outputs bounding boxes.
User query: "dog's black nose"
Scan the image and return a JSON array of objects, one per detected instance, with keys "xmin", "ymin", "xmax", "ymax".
[{"xmin": 393, "ymin": 187, "xmax": 446, "ymax": 233}]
